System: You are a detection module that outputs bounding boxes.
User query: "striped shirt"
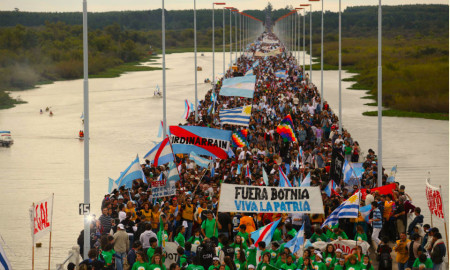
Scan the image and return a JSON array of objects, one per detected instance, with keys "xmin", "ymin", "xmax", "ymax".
[{"xmin": 372, "ymin": 208, "xmax": 383, "ymax": 229}]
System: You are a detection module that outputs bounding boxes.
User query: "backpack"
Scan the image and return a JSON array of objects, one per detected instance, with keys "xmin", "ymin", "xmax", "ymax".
[{"xmin": 377, "ymin": 245, "xmax": 392, "ymax": 269}]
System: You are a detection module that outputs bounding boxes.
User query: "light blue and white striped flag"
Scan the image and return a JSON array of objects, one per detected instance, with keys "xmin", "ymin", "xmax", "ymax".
[
  {"xmin": 285, "ymin": 223, "xmax": 305, "ymax": 253},
  {"xmin": 220, "ymin": 75, "xmax": 256, "ymax": 98},
  {"xmin": 322, "ymin": 192, "xmax": 360, "ymax": 228},
  {"xmin": 114, "ymin": 155, "xmax": 147, "ymax": 189},
  {"xmin": 167, "ymin": 161, "xmax": 180, "ymax": 182},
  {"xmin": 219, "ymin": 105, "xmax": 252, "ymax": 126},
  {"xmin": 189, "ymin": 151, "xmax": 211, "ymax": 168}
]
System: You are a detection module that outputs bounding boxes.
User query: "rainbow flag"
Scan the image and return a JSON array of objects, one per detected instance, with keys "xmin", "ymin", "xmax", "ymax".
[
  {"xmin": 231, "ymin": 129, "xmax": 248, "ymax": 148},
  {"xmin": 276, "ymin": 114, "xmax": 297, "ymax": 142}
]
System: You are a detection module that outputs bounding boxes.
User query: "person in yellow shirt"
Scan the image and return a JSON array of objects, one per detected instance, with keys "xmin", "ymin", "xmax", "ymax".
[
  {"xmin": 393, "ymin": 232, "xmax": 410, "ymax": 270},
  {"xmin": 125, "ymin": 201, "xmax": 137, "ymax": 221},
  {"xmin": 140, "ymin": 203, "xmax": 152, "ymax": 222}
]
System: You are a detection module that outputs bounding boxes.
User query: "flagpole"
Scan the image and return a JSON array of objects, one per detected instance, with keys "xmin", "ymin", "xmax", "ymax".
[
  {"xmin": 439, "ymin": 185, "xmax": 449, "ymax": 263},
  {"xmin": 32, "ymin": 202, "xmax": 35, "ymax": 270},
  {"xmin": 48, "ymin": 193, "xmax": 54, "ymax": 270},
  {"xmin": 194, "ymin": 0, "xmax": 198, "ymax": 122}
]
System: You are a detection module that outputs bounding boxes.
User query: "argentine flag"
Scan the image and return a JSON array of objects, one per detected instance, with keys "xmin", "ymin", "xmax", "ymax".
[
  {"xmin": 359, "ymin": 204, "xmax": 373, "ymax": 223},
  {"xmin": 220, "ymin": 75, "xmax": 256, "ymax": 98},
  {"xmin": 322, "ymin": 192, "xmax": 360, "ymax": 228},
  {"xmin": 285, "ymin": 223, "xmax": 305, "ymax": 253},
  {"xmin": 115, "ymin": 155, "xmax": 147, "ymax": 189},
  {"xmin": 262, "ymin": 168, "xmax": 269, "ymax": 186},
  {"xmin": 190, "ymin": 151, "xmax": 211, "ymax": 168}
]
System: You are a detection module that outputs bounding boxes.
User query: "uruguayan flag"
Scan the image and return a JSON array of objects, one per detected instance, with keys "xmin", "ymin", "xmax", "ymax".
[
  {"xmin": 189, "ymin": 151, "xmax": 211, "ymax": 168},
  {"xmin": 220, "ymin": 75, "xmax": 256, "ymax": 98},
  {"xmin": 219, "ymin": 105, "xmax": 252, "ymax": 126},
  {"xmin": 115, "ymin": 155, "xmax": 147, "ymax": 189},
  {"xmin": 322, "ymin": 192, "xmax": 360, "ymax": 228},
  {"xmin": 285, "ymin": 223, "xmax": 305, "ymax": 253}
]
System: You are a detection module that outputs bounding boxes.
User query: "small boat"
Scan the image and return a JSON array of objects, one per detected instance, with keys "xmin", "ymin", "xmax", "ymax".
[
  {"xmin": 0, "ymin": 131, "xmax": 13, "ymax": 147},
  {"xmin": 201, "ymin": 53, "xmax": 205, "ymax": 57},
  {"xmin": 197, "ymin": 66, "xmax": 203, "ymax": 71},
  {"xmin": 204, "ymin": 78, "xmax": 211, "ymax": 83},
  {"xmin": 154, "ymin": 91, "xmax": 163, "ymax": 98},
  {"xmin": 45, "ymin": 107, "xmax": 50, "ymax": 112},
  {"xmin": 40, "ymin": 109, "xmax": 43, "ymax": 114},
  {"xmin": 79, "ymin": 130, "xmax": 84, "ymax": 140},
  {"xmin": 49, "ymin": 111, "xmax": 54, "ymax": 116}
]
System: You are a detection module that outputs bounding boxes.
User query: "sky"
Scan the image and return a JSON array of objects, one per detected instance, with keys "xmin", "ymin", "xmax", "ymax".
[{"xmin": 1, "ymin": 0, "xmax": 448, "ymax": 13}]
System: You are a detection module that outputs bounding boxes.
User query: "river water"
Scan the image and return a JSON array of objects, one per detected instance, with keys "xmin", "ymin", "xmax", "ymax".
[{"xmin": 0, "ymin": 52, "xmax": 447, "ymax": 269}]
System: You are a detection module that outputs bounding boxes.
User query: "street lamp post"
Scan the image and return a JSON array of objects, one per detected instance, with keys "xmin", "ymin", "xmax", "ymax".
[
  {"xmin": 82, "ymin": 0, "xmax": 90, "ymax": 260},
  {"xmin": 194, "ymin": 0, "xmax": 198, "ymax": 121},
  {"xmin": 225, "ymin": 7, "xmax": 234, "ymax": 67},
  {"xmin": 300, "ymin": 4, "xmax": 311, "ymax": 82},
  {"xmin": 339, "ymin": 0, "xmax": 342, "ymax": 134},
  {"xmin": 377, "ymin": 0, "xmax": 383, "ymax": 187},
  {"xmin": 223, "ymin": 7, "xmax": 225, "ymax": 77},
  {"xmin": 310, "ymin": 0, "xmax": 322, "ymax": 106},
  {"xmin": 212, "ymin": 2, "xmax": 226, "ymax": 86},
  {"xmin": 162, "ymin": 0, "xmax": 167, "ymax": 137},
  {"xmin": 233, "ymin": 9, "xmax": 238, "ymax": 63}
]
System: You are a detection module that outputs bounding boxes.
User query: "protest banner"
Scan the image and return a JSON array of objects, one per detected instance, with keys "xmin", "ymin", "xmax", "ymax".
[
  {"xmin": 425, "ymin": 178, "xmax": 444, "ymax": 220},
  {"xmin": 151, "ymin": 178, "xmax": 177, "ymax": 198},
  {"xmin": 330, "ymin": 148, "xmax": 344, "ymax": 183},
  {"xmin": 218, "ymin": 184, "xmax": 324, "ymax": 214},
  {"xmin": 312, "ymin": 240, "xmax": 370, "ymax": 255},
  {"xmin": 30, "ymin": 194, "xmax": 54, "ymax": 270},
  {"xmin": 164, "ymin": 242, "xmax": 199, "ymax": 268},
  {"xmin": 170, "ymin": 126, "xmax": 232, "ymax": 159},
  {"xmin": 360, "ymin": 183, "xmax": 396, "ymax": 199}
]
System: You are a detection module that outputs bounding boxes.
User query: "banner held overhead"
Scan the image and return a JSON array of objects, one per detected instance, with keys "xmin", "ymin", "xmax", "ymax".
[{"xmin": 218, "ymin": 184, "xmax": 324, "ymax": 214}]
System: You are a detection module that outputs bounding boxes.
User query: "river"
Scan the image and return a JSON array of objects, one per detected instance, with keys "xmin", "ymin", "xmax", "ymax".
[{"xmin": 0, "ymin": 52, "xmax": 447, "ymax": 269}]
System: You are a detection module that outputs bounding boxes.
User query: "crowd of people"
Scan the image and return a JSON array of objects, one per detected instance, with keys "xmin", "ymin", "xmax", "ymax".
[{"xmin": 75, "ymin": 32, "xmax": 446, "ymax": 270}]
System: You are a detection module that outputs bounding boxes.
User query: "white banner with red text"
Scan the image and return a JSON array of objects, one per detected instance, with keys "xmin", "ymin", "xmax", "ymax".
[
  {"xmin": 425, "ymin": 179, "xmax": 445, "ymax": 220},
  {"xmin": 30, "ymin": 194, "xmax": 54, "ymax": 243}
]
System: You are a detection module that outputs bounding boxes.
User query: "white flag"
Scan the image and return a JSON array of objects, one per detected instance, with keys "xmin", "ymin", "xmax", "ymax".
[{"xmin": 31, "ymin": 194, "xmax": 54, "ymax": 243}]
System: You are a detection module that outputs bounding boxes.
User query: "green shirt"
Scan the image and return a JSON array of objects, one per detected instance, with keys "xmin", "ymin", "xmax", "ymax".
[
  {"xmin": 246, "ymin": 247, "xmax": 257, "ymax": 266},
  {"xmin": 345, "ymin": 262, "xmax": 362, "ymax": 270},
  {"xmin": 179, "ymin": 255, "xmax": 187, "ymax": 267},
  {"xmin": 323, "ymin": 255, "xmax": 335, "ymax": 267},
  {"xmin": 310, "ymin": 233, "xmax": 328, "ymax": 243},
  {"xmin": 237, "ymin": 231, "xmax": 250, "ymax": 244},
  {"xmin": 312, "ymin": 261, "xmax": 327, "ymax": 270},
  {"xmin": 413, "ymin": 258, "xmax": 434, "ymax": 269},
  {"xmin": 132, "ymin": 261, "xmax": 151, "ymax": 270},
  {"xmin": 188, "ymin": 236, "xmax": 203, "ymax": 245},
  {"xmin": 208, "ymin": 265, "xmax": 220, "ymax": 270},
  {"xmin": 287, "ymin": 229, "xmax": 297, "ymax": 238},
  {"xmin": 280, "ymin": 263, "xmax": 297, "ymax": 270},
  {"xmin": 186, "ymin": 265, "xmax": 206, "ymax": 270},
  {"xmin": 354, "ymin": 233, "xmax": 368, "ymax": 242},
  {"xmin": 100, "ymin": 249, "xmax": 115, "ymax": 265},
  {"xmin": 234, "ymin": 259, "xmax": 248, "ymax": 270},
  {"xmin": 361, "ymin": 263, "xmax": 375, "ymax": 270},
  {"xmin": 268, "ymin": 249, "xmax": 279, "ymax": 264},
  {"xmin": 202, "ymin": 218, "xmax": 218, "ymax": 238},
  {"xmin": 276, "ymin": 259, "xmax": 287, "ymax": 268},
  {"xmin": 256, "ymin": 262, "xmax": 275, "ymax": 270},
  {"xmin": 231, "ymin": 242, "xmax": 248, "ymax": 256},
  {"xmin": 147, "ymin": 246, "xmax": 156, "ymax": 261},
  {"xmin": 157, "ymin": 230, "xmax": 169, "ymax": 243},
  {"xmin": 175, "ymin": 232, "xmax": 185, "ymax": 247},
  {"xmin": 334, "ymin": 264, "xmax": 345, "ymax": 270},
  {"xmin": 149, "ymin": 263, "xmax": 167, "ymax": 270},
  {"xmin": 272, "ymin": 228, "xmax": 282, "ymax": 242},
  {"xmin": 330, "ymin": 232, "xmax": 348, "ymax": 240}
]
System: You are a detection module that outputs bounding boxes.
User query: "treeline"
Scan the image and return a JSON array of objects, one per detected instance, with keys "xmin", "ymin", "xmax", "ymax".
[
  {"xmin": 0, "ymin": 22, "xmax": 149, "ymax": 90},
  {"xmin": 0, "ymin": 4, "xmax": 447, "ymax": 37}
]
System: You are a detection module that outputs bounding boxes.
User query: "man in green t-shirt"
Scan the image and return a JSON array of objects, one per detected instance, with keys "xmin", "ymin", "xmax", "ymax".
[
  {"xmin": 201, "ymin": 211, "xmax": 222, "ymax": 239},
  {"xmin": 147, "ymin": 237, "xmax": 158, "ymax": 261}
]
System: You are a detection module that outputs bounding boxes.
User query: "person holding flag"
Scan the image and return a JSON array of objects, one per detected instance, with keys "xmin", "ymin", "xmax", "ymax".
[{"xmin": 201, "ymin": 210, "xmax": 222, "ymax": 239}]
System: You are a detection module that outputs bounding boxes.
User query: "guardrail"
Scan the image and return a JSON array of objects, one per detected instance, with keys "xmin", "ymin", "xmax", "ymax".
[{"xmin": 56, "ymin": 246, "xmax": 80, "ymax": 270}]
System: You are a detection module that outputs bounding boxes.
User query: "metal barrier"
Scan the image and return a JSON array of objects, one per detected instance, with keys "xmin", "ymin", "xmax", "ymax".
[{"xmin": 56, "ymin": 246, "xmax": 80, "ymax": 270}]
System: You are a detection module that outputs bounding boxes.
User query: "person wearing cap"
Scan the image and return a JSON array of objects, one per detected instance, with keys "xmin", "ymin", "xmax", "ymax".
[
  {"xmin": 208, "ymin": 257, "xmax": 221, "ymax": 270},
  {"xmin": 312, "ymin": 252, "xmax": 326, "ymax": 270},
  {"xmin": 247, "ymin": 265, "xmax": 255, "ymax": 270},
  {"xmin": 114, "ymin": 223, "xmax": 130, "ymax": 270}
]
